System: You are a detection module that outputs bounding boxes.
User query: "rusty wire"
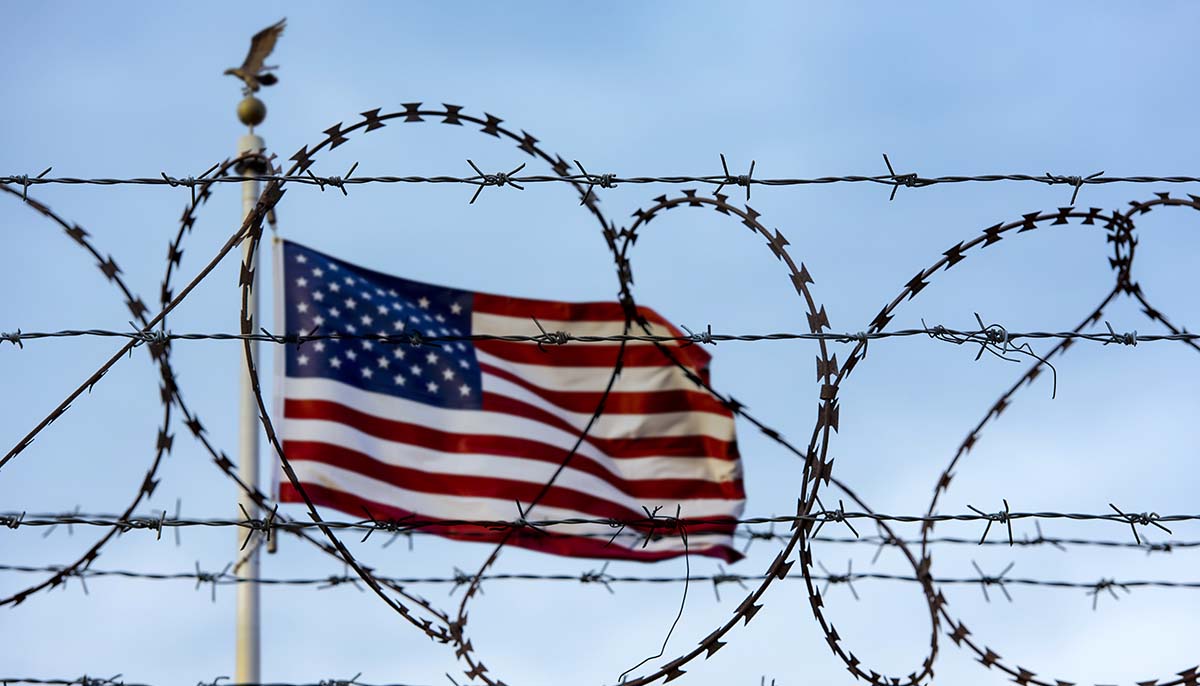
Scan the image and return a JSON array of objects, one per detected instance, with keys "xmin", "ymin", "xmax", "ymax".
[
  {"xmin": 0, "ymin": 156, "xmax": 452, "ymax": 626},
  {"xmin": 0, "ymin": 184, "xmax": 181, "ymax": 609}
]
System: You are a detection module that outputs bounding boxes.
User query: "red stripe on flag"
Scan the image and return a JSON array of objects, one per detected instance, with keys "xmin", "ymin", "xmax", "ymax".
[
  {"xmin": 285, "ymin": 438, "xmax": 743, "ymax": 501},
  {"xmin": 279, "ymin": 481, "xmax": 743, "ymax": 563},
  {"xmin": 476, "ymin": 339, "xmax": 708, "ymax": 369},
  {"xmin": 284, "ymin": 440, "xmax": 742, "ymax": 515},
  {"xmin": 474, "ymin": 293, "xmax": 670, "ymax": 327},
  {"xmin": 480, "ymin": 361, "xmax": 731, "ymax": 416},
  {"xmin": 473, "ymin": 293, "xmax": 711, "ymax": 366},
  {"xmin": 287, "ymin": 398, "xmax": 740, "ymax": 462},
  {"xmin": 480, "ymin": 393, "xmax": 739, "ymax": 460}
]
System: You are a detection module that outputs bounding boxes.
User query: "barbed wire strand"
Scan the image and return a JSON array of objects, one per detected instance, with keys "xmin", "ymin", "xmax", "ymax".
[
  {"xmin": 2, "ymin": 509, "xmax": 1193, "ymax": 538},
  {"xmin": 5, "ymin": 168, "xmax": 1200, "ymax": 200},
  {"xmin": 0, "ymin": 324, "xmax": 1171, "ymax": 348},
  {"xmin": 1, "ymin": 562, "xmax": 1194, "ymax": 595}
]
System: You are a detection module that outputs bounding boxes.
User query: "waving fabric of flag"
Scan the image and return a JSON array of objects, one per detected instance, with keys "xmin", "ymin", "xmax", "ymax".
[{"xmin": 274, "ymin": 239, "xmax": 744, "ymax": 562}]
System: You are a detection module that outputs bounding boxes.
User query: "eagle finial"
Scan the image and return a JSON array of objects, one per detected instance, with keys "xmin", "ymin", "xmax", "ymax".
[{"xmin": 224, "ymin": 18, "xmax": 286, "ymax": 95}]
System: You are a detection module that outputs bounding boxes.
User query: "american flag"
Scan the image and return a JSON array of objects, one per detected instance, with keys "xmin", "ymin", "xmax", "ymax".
[{"xmin": 274, "ymin": 239, "xmax": 744, "ymax": 562}]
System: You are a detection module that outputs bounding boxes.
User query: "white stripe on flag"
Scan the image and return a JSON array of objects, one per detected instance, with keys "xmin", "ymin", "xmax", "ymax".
[
  {"xmin": 482, "ymin": 372, "xmax": 735, "ymax": 440},
  {"xmin": 476, "ymin": 350, "xmax": 708, "ymax": 393},
  {"xmin": 472, "ymin": 311, "xmax": 679, "ymax": 342},
  {"xmin": 283, "ymin": 418, "xmax": 739, "ymax": 486},
  {"xmin": 289, "ymin": 461, "xmax": 739, "ymax": 553},
  {"xmin": 285, "ymin": 376, "xmax": 737, "ymax": 446}
]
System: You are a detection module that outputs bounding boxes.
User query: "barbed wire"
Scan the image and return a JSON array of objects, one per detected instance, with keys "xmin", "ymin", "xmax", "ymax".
[
  {"xmin": 753, "ymin": 530, "xmax": 1194, "ymax": 555},
  {"xmin": 1, "ymin": 508, "xmax": 1192, "ymax": 544},
  {"xmin": 0, "ymin": 184, "xmax": 184, "ymax": 610},
  {"xmin": 26, "ymin": 500, "xmax": 1188, "ymax": 554},
  {"xmin": 6, "ymin": 97, "xmax": 1200, "ymax": 686},
  {"xmin": 4, "ymin": 164, "xmax": 1200, "ymax": 204},
  {"xmin": 0, "ymin": 165, "xmax": 451, "ymax": 629},
  {"xmin": 0, "ymin": 322, "xmax": 1171, "ymax": 349},
  {"xmin": 18, "ymin": 504, "xmax": 1191, "ymax": 554},
  {"xmin": 2, "ymin": 561, "xmax": 1195, "ymax": 598}
]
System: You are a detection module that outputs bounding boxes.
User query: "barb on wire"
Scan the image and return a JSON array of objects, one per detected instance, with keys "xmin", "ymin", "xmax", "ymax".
[
  {"xmin": 924, "ymin": 314, "xmax": 1059, "ymax": 398},
  {"xmin": 882, "ymin": 153, "xmax": 919, "ymax": 201},
  {"xmin": 710, "ymin": 563, "xmax": 747, "ymax": 602},
  {"xmin": 306, "ymin": 162, "xmax": 359, "ymax": 196},
  {"xmin": 1088, "ymin": 578, "xmax": 1131, "ymax": 611},
  {"xmin": 817, "ymin": 560, "xmax": 860, "ymax": 600},
  {"xmin": 236, "ymin": 502, "xmax": 279, "ymax": 550},
  {"xmin": 530, "ymin": 317, "xmax": 569, "ymax": 351},
  {"xmin": 714, "ymin": 154, "xmax": 755, "ymax": 200},
  {"xmin": 499, "ymin": 500, "xmax": 548, "ymax": 537},
  {"xmin": 870, "ymin": 530, "xmax": 897, "ymax": 565},
  {"xmin": 574, "ymin": 160, "xmax": 615, "ymax": 206},
  {"xmin": 812, "ymin": 497, "xmax": 859, "ymax": 539},
  {"xmin": 1026, "ymin": 521, "xmax": 1066, "ymax": 552},
  {"xmin": 971, "ymin": 561, "xmax": 1015, "ymax": 603},
  {"xmin": 967, "ymin": 499, "xmax": 1014, "ymax": 546},
  {"xmin": 53, "ymin": 566, "xmax": 89, "ymax": 596},
  {"xmin": 357, "ymin": 506, "xmax": 415, "ymax": 544},
  {"xmin": 580, "ymin": 561, "xmax": 615, "ymax": 595},
  {"xmin": 317, "ymin": 564, "xmax": 365, "ymax": 593},
  {"xmin": 380, "ymin": 526, "xmax": 415, "ymax": 551},
  {"xmin": 15, "ymin": 166, "xmax": 52, "ymax": 201},
  {"xmin": 449, "ymin": 567, "xmax": 479, "ymax": 597},
  {"xmin": 40, "ymin": 505, "xmax": 81, "ymax": 539},
  {"xmin": 160, "ymin": 162, "xmax": 222, "ymax": 207},
  {"xmin": 741, "ymin": 522, "xmax": 778, "ymax": 555},
  {"xmin": 680, "ymin": 324, "xmax": 715, "ymax": 347},
  {"xmin": 465, "ymin": 160, "xmax": 525, "ymax": 204},
  {"xmin": 193, "ymin": 561, "xmax": 231, "ymax": 603},
  {"xmin": 1044, "ymin": 170, "xmax": 1104, "ymax": 204},
  {"xmin": 1109, "ymin": 503, "xmax": 1173, "ymax": 545},
  {"xmin": 1103, "ymin": 321, "xmax": 1138, "ymax": 347},
  {"xmin": 1, "ymin": 328, "xmax": 23, "ymax": 349}
]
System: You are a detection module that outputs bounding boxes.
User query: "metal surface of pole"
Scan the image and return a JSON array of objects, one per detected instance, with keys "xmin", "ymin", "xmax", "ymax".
[
  {"xmin": 235, "ymin": 128, "xmax": 265, "ymax": 685},
  {"xmin": 227, "ymin": 21, "xmax": 284, "ymax": 680}
]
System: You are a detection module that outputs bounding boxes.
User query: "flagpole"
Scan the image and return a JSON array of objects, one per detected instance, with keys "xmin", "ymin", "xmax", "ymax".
[{"xmin": 234, "ymin": 93, "xmax": 267, "ymax": 686}]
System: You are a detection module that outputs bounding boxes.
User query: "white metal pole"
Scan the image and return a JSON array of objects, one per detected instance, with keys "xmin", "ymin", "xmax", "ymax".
[{"xmin": 236, "ymin": 130, "xmax": 265, "ymax": 685}]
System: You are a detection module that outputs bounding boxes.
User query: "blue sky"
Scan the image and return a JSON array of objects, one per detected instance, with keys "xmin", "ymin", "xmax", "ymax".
[{"xmin": 3, "ymin": 3, "xmax": 1200, "ymax": 685}]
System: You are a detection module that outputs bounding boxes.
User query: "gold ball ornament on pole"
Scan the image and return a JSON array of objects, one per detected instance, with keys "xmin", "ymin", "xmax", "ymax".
[{"xmin": 237, "ymin": 95, "xmax": 267, "ymax": 128}]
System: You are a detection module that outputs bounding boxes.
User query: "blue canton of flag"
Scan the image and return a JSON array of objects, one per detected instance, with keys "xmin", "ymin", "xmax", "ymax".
[{"xmin": 280, "ymin": 240, "xmax": 482, "ymax": 410}]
